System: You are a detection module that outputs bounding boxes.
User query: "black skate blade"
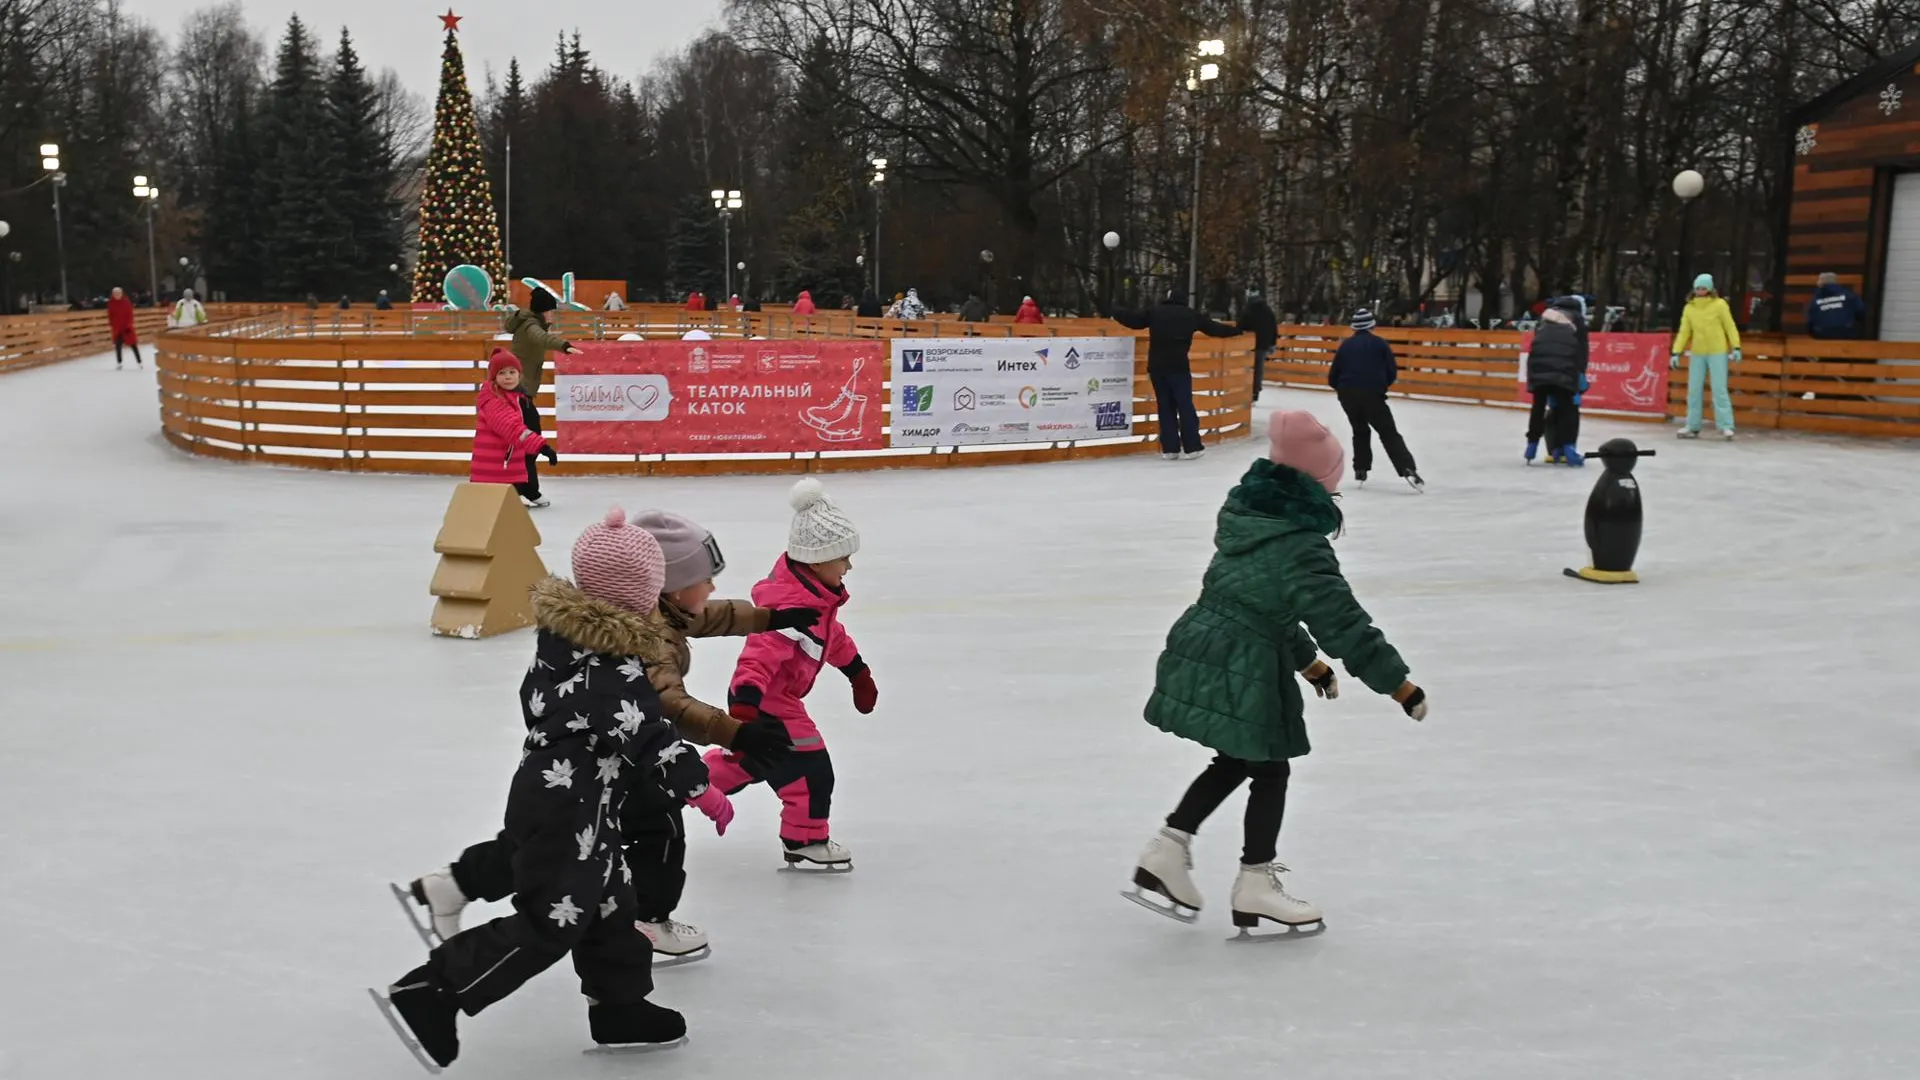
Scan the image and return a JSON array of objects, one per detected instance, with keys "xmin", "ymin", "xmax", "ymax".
[
  {"xmin": 1120, "ymin": 886, "xmax": 1200, "ymax": 925},
  {"xmin": 389, "ymin": 882, "xmax": 442, "ymax": 949},
  {"xmin": 583, "ymin": 1036, "xmax": 689, "ymax": 1056},
  {"xmin": 366, "ymin": 988, "xmax": 445, "ymax": 1075},
  {"xmin": 652, "ymin": 944, "xmax": 711, "ymax": 969},
  {"xmin": 1228, "ymin": 917, "xmax": 1326, "ymax": 942},
  {"xmin": 780, "ymin": 854, "xmax": 854, "ymax": 873}
]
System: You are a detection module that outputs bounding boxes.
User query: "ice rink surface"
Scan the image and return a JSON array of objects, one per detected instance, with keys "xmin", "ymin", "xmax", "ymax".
[{"xmin": 4, "ymin": 356, "xmax": 1919, "ymax": 1079}]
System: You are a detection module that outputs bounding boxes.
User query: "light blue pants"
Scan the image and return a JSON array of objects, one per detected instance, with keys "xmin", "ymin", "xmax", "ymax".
[{"xmin": 1686, "ymin": 352, "xmax": 1733, "ymax": 433}]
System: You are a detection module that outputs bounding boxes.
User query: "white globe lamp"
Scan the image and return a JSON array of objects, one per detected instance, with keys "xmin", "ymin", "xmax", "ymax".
[{"xmin": 1672, "ymin": 170, "xmax": 1704, "ymax": 201}]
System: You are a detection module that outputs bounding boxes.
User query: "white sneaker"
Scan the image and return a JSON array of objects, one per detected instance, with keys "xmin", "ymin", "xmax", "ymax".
[
  {"xmin": 1161, "ymin": 452, "xmax": 1181, "ymax": 461},
  {"xmin": 1133, "ymin": 827, "xmax": 1203, "ymax": 911},
  {"xmin": 1230, "ymin": 862, "xmax": 1322, "ymax": 929},
  {"xmin": 410, "ymin": 866, "xmax": 469, "ymax": 941},
  {"xmin": 638, "ymin": 919, "xmax": 709, "ymax": 956},
  {"xmin": 783, "ymin": 838, "xmax": 853, "ymax": 866}
]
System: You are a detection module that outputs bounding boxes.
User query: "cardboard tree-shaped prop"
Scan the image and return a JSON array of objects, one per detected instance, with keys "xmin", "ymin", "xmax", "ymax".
[{"xmin": 430, "ymin": 483, "xmax": 547, "ymax": 637}]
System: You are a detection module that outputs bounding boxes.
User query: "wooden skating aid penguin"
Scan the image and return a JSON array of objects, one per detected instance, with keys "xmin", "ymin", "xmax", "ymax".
[{"xmin": 1564, "ymin": 438, "xmax": 1656, "ymax": 584}]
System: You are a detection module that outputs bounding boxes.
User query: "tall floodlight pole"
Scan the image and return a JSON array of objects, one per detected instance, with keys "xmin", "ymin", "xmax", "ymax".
[
  {"xmin": 133, "ymin": 175, "xmax": 160, "ymax": 303},
  {"xmin": 41, "ymin": 144, "xmax": 68, "ymax": 303},
  {"xmin": 870, "ymin": 158, "xmax": 888, "ymax": 296},
  {"xmin": 1185, "ymin": 41, "xmax": 1223, "ymax": 307},
  {"xmin": 712, "ymin": 189, "xmax": 743, "ymax": 298}
]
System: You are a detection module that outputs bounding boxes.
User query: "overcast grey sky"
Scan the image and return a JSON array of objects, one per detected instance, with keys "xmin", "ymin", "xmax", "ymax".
[{"xmin": 137, "ymin": 0, "xmax": 727, "ymax": 98}]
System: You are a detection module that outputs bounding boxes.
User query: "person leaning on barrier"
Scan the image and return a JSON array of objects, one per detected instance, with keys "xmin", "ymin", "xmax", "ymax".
[{"xmin": 1110, "ymin": 288, "xmax": 1244, "ymax": 461}]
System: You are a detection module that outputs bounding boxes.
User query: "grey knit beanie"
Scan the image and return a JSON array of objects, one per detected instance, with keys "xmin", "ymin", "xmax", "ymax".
[{"xmin": 631, "ymin": 509, "xmax": 727, "ymax": 593}]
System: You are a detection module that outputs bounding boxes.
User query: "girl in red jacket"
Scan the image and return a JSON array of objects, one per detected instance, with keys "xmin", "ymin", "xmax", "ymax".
[
  {"xmin": 704, "ymin": 479, "xmax": 876, "ymax": 871},
  {"xmin": 107, "ymin": 286, "xmax": 140, "ymax": 368},
  {"xmin": 1014, "ymin": 295, "xmax": 1045, "ymax": 324},
  {"xmin": 472, "ymin": 350, "xmax": 555, "ymax": 506}
]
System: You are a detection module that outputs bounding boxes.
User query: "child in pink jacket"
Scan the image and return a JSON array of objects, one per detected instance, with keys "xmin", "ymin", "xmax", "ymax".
[{"xmin": 705, "ymin": 478, "xmax": 876, "ymax": 870}]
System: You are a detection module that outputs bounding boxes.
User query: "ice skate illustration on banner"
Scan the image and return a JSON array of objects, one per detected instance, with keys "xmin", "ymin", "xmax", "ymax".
[{"xmin": 800, "ymin": 357, "xmax": 870, "ymax": 443}]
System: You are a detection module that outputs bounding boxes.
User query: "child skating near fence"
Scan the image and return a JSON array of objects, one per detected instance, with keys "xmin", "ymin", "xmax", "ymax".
[{"xmin": 706, "ymin": 479, "xmax": 877, "ymax": 872}]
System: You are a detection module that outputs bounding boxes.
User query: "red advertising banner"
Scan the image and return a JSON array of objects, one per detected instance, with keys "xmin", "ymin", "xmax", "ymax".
[
  {"xmin": 554, "ymin": 339, "xmax": 887, "ymax": 453},
  {"xmin": 1516, "ymin": 332, "xmax": 1670, "ymax": 415}
]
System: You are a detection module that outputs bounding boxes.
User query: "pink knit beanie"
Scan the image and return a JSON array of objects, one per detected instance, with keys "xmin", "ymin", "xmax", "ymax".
[
  {"xmin": 1267, "ymin": 410, "xmax": 1346, "ymax": 492},
  {"xmin": 571, "ymin": 506, "xmax": 666, "ymax": 614}
]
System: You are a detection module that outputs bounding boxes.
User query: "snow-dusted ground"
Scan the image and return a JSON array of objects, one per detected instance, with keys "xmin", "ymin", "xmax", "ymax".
[{"xmin": 4, "ymin": 356, "xmax": 1919, "ymax": 1080}]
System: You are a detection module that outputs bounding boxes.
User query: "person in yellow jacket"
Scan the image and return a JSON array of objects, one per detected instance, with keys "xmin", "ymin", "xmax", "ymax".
[{"xmin": 1669, "ymin": 274, "xmax": 1742, "ymax": 440}]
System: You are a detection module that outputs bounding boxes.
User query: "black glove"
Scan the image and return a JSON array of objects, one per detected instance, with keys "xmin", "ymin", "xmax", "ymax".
[
  {"xmin": 1398, "ymin": 686, "xmax": 1428, "ymax": 721},
  {"xmin": 765, "ymin": 607, "xmax": 820, "ymax": 631},
  {"xmin": 540, "ymin": 444, "xmax": 558, "ymax": 465},
  {"xmin": 729, "ymin": 716, "xmax": 794, "ymax": 763}
]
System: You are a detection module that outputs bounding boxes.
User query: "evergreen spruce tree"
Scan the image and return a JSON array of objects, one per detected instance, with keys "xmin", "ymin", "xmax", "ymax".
[
  {"xmin": 667, "ymin": 193, "xmax": 720, "ymax": 300},
  {"xmin": 775, "ymin": 34, "xmax": 860, "ymax": 302},
  {"xmin": 328, "ymin": 29, "xmax": 401, "ymax": 296},
  {"xmin": 412, "ymin": 11, "xmax": 504, "ymax": 303},
  {"xmin": 259, "ymin": 15, "xmax": 346, "ymax": 298}
]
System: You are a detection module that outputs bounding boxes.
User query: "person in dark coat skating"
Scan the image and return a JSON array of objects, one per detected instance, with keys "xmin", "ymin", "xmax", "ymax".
[
  {"xmin": 1326, "ymin": 309, "xmax": 1421, "ymax": 487},
  {"xmin": 373, "ymin": 509, "xmax": 714, "ymax": 1069},
  {"xmin": 1239, "ymin": 290, "xmax": 1279, "ymax": 401},
  {"xmin": 1524, "ymin": 296, "xmax": 1590, "ymax": 466},
  {"xmin": 1111, "ymin": 288, "xmax": 1244, "ymax": 459}
]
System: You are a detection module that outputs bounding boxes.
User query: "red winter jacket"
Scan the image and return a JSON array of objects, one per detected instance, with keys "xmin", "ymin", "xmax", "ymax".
[
  {"xmin": 1014, "ymin": 298, "xmax": 1044, "ymax": 324},
  {"xmin": 793, "ymin": 291, "xmax": 817, "ymax": 316},
  {"xmin": 471, "ymin": 380, "xmax": 547, "ymax": 485},
  {"xmin": 108, "ymin": 296, "xmax": 138, "ymax": 342}
]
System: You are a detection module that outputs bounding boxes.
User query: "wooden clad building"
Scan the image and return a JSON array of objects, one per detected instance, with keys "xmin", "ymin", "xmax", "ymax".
[{"xmin": 1784, "ymin": 43, "xmax": 1920, "ymax": 338}]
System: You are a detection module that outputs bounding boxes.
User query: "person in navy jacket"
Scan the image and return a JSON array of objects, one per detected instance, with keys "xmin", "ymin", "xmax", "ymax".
[{"xmin": 1326, "ymin": 308, "xmax": 1421, "ymax": 487}]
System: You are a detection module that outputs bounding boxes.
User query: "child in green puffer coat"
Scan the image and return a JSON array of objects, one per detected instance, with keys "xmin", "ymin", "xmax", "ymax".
[{"xmin": 1125, "ymin": 409, "xmax": 1427, "ymax": 937}]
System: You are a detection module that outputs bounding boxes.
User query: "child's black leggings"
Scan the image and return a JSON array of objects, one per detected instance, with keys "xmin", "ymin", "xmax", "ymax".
[{"xmin": 1165, "ymin": 754, "xmax": 1291, "ymax": 865}]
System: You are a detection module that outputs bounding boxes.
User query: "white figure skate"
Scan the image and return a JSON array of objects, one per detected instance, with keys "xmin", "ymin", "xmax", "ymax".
[
  {"xmin": 800, "ymin": 359, "xmax": 870, "ymax": 442},
  {"xmin": 1122, "ymin": 827, "xmax": 1202, "ymax": 923},
  {"xmin": 1228, "ymin": 862, "xmax": 1325, "ymax": 940},
  {"xmin": 390, "ymin": 868, "xmax": 468, "ymax": 948},
  {"xmin": 639, "ymin": 919, "xmax": 713, "ymax": 968},
  {"xmin": 781, "ymin": 838, "xmax": 854, "ymax": 873}
]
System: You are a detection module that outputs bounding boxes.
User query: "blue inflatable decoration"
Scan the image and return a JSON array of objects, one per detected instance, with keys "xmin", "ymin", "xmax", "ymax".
[{"xmin": 443, "ymin": 264, "xmax": 494, "ymax": 310}]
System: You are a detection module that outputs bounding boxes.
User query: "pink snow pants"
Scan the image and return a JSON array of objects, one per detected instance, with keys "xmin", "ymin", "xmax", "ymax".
[{"xmin": 702, "ymin": 746, "xmax": 834, "ymax": 844}]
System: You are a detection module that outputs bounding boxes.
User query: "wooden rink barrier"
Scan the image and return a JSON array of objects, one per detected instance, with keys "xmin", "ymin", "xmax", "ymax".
[
  {"xmin": 152, "ymin": 307, "xmax": 1256, "ymax": 476},
  {"xmin": 1257, "ymin": 324, "xmax": 1920, "ymax": 438}
]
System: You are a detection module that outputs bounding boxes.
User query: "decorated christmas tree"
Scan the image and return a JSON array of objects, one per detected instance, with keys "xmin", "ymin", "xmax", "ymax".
[{"xmin": 411, "ymin": 10, "xmax": 506, "ymax": 303}]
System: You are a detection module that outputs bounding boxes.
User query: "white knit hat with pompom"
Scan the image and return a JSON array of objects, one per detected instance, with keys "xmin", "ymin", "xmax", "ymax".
[{"xmin": 786, "ymin": 478, "xmax": 861, "ymax": 563}]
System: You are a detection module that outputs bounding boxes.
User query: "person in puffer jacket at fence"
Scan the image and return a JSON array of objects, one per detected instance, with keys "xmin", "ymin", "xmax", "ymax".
[
  {"xmin": 705, "ymin": 478, "xmax": 876, "ymax": 872},
  {"xmin": 472, "ymin": 349, "xmax": 556, "ymax": 506},
  {"xmin": 1524, "ymin": 296, "xmax": 1590, "ymax": 466}
]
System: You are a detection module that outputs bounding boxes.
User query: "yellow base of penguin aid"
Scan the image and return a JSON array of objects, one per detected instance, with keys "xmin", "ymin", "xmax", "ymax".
[{"xmin": 1564, "ymin": 566, "xmax": 1639, "ymax": 585}]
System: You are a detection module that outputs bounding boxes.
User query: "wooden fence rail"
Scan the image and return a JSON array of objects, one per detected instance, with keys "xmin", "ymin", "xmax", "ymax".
[
  {"xmin": 153, "ymin": 312, "xmax": 1254, "ymax": 477},
  {"xmin": 0, "ymin": 304, "xmax": 284, "ymax": 375}
]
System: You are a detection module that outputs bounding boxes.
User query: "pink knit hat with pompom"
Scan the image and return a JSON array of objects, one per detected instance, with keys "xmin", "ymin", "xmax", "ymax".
[
  {"xmin": 571, "ymin": 506, "xmax": 666, "ymax": 614},
  {"xmin": 1267, "ymin": 410, "xmax": 1346, "ymax": 492}
]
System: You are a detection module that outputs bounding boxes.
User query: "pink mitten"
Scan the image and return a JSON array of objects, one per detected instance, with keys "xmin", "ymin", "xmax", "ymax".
[{"xmin": 688, "ymin": 785, "xmax": 734, "ymax": 836}]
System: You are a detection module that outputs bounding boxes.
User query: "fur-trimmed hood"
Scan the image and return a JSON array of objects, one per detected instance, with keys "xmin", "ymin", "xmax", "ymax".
[
  {"xmin": 529, "ymin": 576, "xmax": 668, "ymax": 658},
  {"xmin": 1220, "ymin": 459, "xmax": 1344, "ymax": 541}
]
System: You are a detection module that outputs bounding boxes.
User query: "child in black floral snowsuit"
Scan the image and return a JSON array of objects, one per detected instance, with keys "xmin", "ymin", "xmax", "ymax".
[{"xmin": 374, "ymin": 508, "xmax": 723, "ymax": 1069}]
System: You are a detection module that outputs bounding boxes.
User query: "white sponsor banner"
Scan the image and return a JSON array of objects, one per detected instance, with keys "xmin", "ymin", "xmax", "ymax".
[{"xmin": 889, "ymin": 337, "xmax": 1136, "ymax": 447}]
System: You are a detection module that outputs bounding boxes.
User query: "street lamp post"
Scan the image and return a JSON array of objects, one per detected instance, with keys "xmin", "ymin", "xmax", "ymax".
[
  {"xmin": 1102, "ymin": 231, "xmax": 1121, "ymax": 314},
  {"xmin": 1671, "ymin": 169, "xmax": 1704, "ymax": 312},
  {"xmin": 980, "ymin": 249, "xmax": 994, "ymax": 312},
  {"xmin": 41, "ymin": 144, "xmax": 68, "ymax": 304},
  {"xmin": 1186, "ymin": 42, "xmax": 1223, "ymax": 308},
  {"xmin": 870, "ymin": 159, "xmax": 888, "ymax": 296},
  {"xmin": 133, "ymin": 175, "xmax": 160, "ymax": 305},
  {"xmin": 711, "ymin": 189, "xmax": 743, "ymax": 299},
  {"xmin": 0, "ymin": 221, "xmax": 10, "ymax": 314}
]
